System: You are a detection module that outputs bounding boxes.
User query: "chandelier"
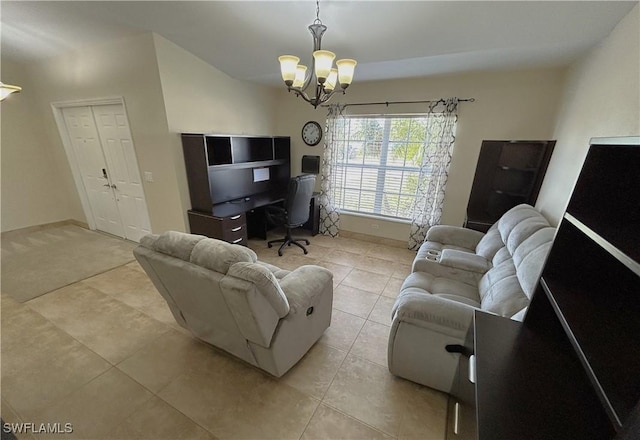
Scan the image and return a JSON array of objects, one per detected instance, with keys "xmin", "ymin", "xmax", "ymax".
[{"xmin": 278, "ymin": 0, "xmax": 357, "ymax": 108}]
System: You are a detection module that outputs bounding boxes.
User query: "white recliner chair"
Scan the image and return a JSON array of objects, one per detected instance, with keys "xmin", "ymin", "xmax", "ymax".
[{"xmin": 134, "ymin": 231, "xmax": 333, "ymax": 377}]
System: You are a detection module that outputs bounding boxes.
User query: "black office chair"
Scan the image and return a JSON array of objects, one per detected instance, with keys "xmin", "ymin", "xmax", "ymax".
[{"xmin": 266, "ymin": 174, "xmax": 316, "ymax": 256}]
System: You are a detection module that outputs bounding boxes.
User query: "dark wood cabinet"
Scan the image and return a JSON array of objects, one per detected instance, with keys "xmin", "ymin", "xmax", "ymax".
[
  {"xmin": 187, "ymin": 210, "xmax": 247, "ymax": 246},
  {"xmin": 465, "ymin": 140, "xmax": 555, "ymax": 232},
  {"xmin": 448, "ymin": 137, "xmax": 639, "ymax": 439},
  {"xmin": 182, "ymin": 134, "xmax": 291, "ymax": 211},
  {"xmin": 181, "ymin": 134, "xmax": 291, "ymax": 244}
]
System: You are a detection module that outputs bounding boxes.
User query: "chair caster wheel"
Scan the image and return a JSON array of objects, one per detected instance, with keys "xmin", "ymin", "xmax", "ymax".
[
  {"xmin": 303, "ymin": 249, "xmax": 308, "ymax": 254},
  {"xmin": 278, "ymin": 251, "xmax": 283, "ymax": 256},
  {"xmin": 268, "ymin": 243, "xmax": 273, "ymax": 248},
  {"xmin": 304, "ymin": 239, "xmax": 310, "ymax": 245}
]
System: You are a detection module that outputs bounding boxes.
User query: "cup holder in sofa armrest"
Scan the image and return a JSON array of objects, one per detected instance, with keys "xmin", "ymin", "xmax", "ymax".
[
  {"xmin": 425, "ymin": 249, "xmax": 442, "ymax": 262},
  {"xmin": 439, "ymin": 249, "xmax": 492, "ymax": 273}
]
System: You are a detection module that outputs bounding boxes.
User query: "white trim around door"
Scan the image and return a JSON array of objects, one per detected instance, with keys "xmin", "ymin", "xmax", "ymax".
[{"xmin": 52, "ymin": 97, "xmax": 152, "ymax": 242}]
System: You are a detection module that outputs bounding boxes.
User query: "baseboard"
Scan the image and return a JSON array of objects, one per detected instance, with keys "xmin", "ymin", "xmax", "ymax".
[
  {"xmin": 1, "ymin": 219, "xmax": 90, "ymax": 238},
  {"xmin": 339, "ymin": 230, "xmax": 408, "ymax": 249}
]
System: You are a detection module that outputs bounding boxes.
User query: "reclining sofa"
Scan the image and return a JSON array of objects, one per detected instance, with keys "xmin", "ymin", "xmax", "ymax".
[
  {"xmin": 134, "ymin": 231, "xmax": 333, "ymax": 377},
  {"xmin": 388, "ymin": 204, "xmax": 555, "ymax": 392}
]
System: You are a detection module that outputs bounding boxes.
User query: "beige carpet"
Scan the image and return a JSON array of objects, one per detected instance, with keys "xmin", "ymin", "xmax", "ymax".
[{"xmin": 1, "ymin": 224, "xmax": 136, "ymax": 303}]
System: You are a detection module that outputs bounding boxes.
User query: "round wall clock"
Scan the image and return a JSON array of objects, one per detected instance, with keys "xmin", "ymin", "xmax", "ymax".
[{"xmin": 302, "ymin": 121, "xmax": 323, "ymax": 146}]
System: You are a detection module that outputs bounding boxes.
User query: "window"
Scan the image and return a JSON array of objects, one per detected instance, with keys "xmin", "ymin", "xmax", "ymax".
[{"xmin": 331, "ymin": 115, "xmax": 454, "ymax": 220}]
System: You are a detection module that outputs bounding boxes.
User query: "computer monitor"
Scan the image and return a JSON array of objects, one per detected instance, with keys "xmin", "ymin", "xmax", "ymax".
[{"xmin": 302, "ymin": 155, "xmax": 320, "ymax": 174}]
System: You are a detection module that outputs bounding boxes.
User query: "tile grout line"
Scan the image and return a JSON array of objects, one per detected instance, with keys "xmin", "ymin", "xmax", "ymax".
[
  {"xmin": 6, "ymin": 230, "xmax": 442, "ymax": 439},
  {"xmin": 319, "ymin": 400, "xmax": 399, "ymax": 439}
]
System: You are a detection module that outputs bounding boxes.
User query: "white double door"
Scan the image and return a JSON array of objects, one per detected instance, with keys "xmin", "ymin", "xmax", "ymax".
[{"xmin": 61, "ymin": 104, "xmax": 151, "ymax": 242}]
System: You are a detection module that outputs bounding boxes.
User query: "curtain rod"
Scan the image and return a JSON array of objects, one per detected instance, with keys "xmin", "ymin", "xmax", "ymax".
[{"xmin": 321, "ymin": 98, "xmax": 475, "ymax": 109}]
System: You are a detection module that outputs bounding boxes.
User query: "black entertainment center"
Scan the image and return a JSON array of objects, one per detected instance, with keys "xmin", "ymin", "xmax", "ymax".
[
  {"xmin": 447, "ymin": 137, "xmax": 640, "ymax": 439},
  {"xmin": 181, "ymin": 133, "xmax": 319, "ymax": 245}
]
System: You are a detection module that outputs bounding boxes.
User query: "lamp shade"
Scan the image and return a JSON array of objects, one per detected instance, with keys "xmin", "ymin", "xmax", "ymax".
[
  {"xmin": 278, "ymin": 56, "xmax": 300, "ymax": 85},
  {"xmin": 336, "ymin": 58, "xmax": 358, "ymax": 88},
  {"xmin": 336, "ymin": 59, "xmax": 357, "ymax": 87},
  {"xmin": 293, "ymin": 65, "xmax": 308, "ymax": 88},
  {"xmin": 0, "ymin": 82, "xmax": 22, "ymax": 101},
  {"xmin": 324, "ymin": 68, "xmax": 338, "ymax": 91},
  {"xmin": 313, "ymin": 50, "xmax": 335, "ymax": 82}
]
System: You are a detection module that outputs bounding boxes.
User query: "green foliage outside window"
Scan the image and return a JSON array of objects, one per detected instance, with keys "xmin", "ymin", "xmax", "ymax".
[{"xmin": 331, "ymin": 115, "xmax": 443, "ymax": 219}]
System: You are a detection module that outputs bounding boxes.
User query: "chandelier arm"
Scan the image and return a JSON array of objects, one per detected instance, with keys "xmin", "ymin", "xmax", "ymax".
[
  {"xmin": 299, "ymin": 56, "xmax": 316, "ymax": 93},
  {"xmin": 319, "ymin": 89, "xmax": 340, "ymax": 105},
  {"xmin": 291, "ymin": 88, "xmax": 313, "ymax": 105},
  {"xmin": 314, "ymin": 83, "xmax": 324, "ymax": 106},
  {"xmin": 291, "ymin": 84, "xmax": 341, "ymax": 108}
]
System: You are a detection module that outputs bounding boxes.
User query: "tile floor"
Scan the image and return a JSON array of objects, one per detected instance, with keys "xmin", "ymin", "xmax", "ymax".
[{"xmin": 1, "ymin": 230, "xmax": 449, "ymax": 440}]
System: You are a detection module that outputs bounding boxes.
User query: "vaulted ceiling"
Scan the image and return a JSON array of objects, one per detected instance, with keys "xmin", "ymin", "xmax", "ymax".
[{"xmin": 1, "ymin": 1, "xmax": 636, "ymax": 85}]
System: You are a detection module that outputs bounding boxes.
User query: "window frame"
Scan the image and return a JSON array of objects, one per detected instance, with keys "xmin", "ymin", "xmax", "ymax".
[{"xmin": 331, "ymin": 113, "xmax": 437, "ymax": 220}]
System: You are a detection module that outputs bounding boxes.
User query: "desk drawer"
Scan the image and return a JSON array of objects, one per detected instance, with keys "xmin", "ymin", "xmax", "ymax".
[
  {"xmin": 221, "ymin": 213, "xmax": 246, "ymax": 230},
  {"xmin": 187, "ymin": 210, "xmax": 248, "ymax": 246},
  {"xmin": 221, "ymin": 224, "xmax": 248, "ymax": 245}
]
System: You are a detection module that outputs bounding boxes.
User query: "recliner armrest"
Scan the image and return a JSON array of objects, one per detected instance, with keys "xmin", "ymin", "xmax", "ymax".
[
  {"xmin": 279, "ymin": 265, "xmax": 333, "ymax": 314},
  {"xmin": 392, "ymin": 288, "xmax": 477, "ymax": 339},
  {"xmin": 440, "ymin": 249, "xmax": 492, "ymax": 273},
  {"xmin": 425, "ymin": 225, "xmax": 485, "ymax": 250}
]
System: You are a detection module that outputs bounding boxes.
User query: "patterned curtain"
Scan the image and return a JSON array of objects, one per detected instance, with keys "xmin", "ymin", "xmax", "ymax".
[
  {"xmin": 408, "ymin": 98, "xmax": 459, "ymax": 249},
  {"xmin": 319, "ymin": 103, "xmax": 346, "ymax": 237}
]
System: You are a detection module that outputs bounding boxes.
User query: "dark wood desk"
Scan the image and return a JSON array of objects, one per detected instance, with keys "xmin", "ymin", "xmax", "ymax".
[
  {"xmin": 188, "ymin": 191, "xmax": 320, "ymax": 244},
  {"xmin": 210, "ymin": 191, "xmax": 286, "ymax": 218}
]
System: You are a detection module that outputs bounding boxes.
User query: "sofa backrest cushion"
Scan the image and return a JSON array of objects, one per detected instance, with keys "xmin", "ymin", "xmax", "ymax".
[
  {"xmin": 190, "ymin": 238, "xmax": 257, "ymax": 273},
  {"xmin": 476, "ymin": 204, "xmax": 549, "ymax": 264},
  {"xmin": 513, "ymin": 227, "xmax": 555, "ymax": 299},
  {"xmin": 498, "ymin": 204, "xmax": 544, "ymax": 244},
  {"xmin": 505, "ymin": 217, "xmax": 550, "ymax": 255},
  {"xmin": 478, "ymin": 226, "xmax": 555, "ymax": 316},
  {"xmin": 145, "ymin": 231, "xmax": 206, "ymax": 261},
  {"xmin": 475, "ymin": 224, "xmax": 504, "ymax": 260},
  {"xmin": 478, "ymin": 259, "xmax": 529, "ymax": 317},
  {"xmin": 228, "ymin": 262, "xmax": 290, "ymax": 317},
  {"xmin": 492, "ymin": 246, "xmax": 511, "ymax": 266}
]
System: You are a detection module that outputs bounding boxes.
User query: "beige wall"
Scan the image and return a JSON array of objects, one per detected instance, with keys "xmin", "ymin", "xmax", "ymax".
[
  {"xmin": 152, "ymin": 35, "xmax": 279, "ymax": 226},
  {"xmin": 1, "ymin": 61, "xmax": 78, "ymax": 232},
  {"xmin": 1, "ymin": 33, "xmax": 186, "ymax": 233},
  {"xmin": 536, "ymin": 5, "xmax": 640, "ymax": 225},
  {"xmin": 275, "ymin": 67, "xmax": 565, "ymax": 241},
  {"xmin": 153, "ymin": 35, "xmax": 278, "ymax": 135}
]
